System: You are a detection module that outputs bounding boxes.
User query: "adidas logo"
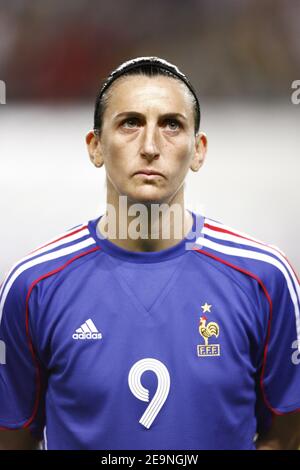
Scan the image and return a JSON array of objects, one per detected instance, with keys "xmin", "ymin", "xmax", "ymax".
[{"xmin": 72, "ymin": 319, "xmax": 102, "ymax": 340}]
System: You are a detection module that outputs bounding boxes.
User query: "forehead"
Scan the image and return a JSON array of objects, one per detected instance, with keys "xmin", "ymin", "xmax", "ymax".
[{"xmin": 105, "ymin": 74, "xmax": 194, "ymax": 116}]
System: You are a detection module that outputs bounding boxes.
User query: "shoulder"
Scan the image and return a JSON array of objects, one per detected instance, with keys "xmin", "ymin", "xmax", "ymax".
[
  {"xmin": 0, "ymin": 221, "xmax": 98, "ymax": 317},
  {"xmin": 193, "ymin": 215, "xmax": 298, "ymax": 298}
]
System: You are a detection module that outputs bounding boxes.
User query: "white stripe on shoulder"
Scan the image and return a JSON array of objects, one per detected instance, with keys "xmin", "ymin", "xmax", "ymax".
[
  {"xmin": 196, "ymin": 236, "xmax": 300, "ymax": 350},
  {"xmin": 29, "ymin": 227, "xmax": 90, "ymax": 257},
  {"xmin": 202, "ymin": 225, "xmax": 299, "ymax": 294},
  {"xmin": 204, "ymin": 218, "xmax": 286, "ymax": 256},
  {"xmin": 30, "ymin": 223, "xmax": 88, "ymax": 253},
  {"xmin": 0, "ymin": 237, "xmax": 96, "ymax": 324},
  {"xmin": 0, "ymin": 225, "xmax": 90, "ymax": 305}
]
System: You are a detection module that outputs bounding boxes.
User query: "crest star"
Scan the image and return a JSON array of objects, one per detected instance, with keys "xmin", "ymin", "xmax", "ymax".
[{"xmin": 201, "ymin": 302, "xmax": 212, "ymax": 313}]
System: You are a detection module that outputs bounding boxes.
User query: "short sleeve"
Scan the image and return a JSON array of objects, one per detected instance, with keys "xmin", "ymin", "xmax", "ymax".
[
  {"xmin": 261, "ymin": 262, "xmax": 300, "ymax": 414},
  {"xmin": 0, "ymin": 270, "xmax": 45, "ymax": 439}
]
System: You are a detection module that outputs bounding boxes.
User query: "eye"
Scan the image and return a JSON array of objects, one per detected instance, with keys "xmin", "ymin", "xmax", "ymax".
[
  {"xmin": 164, "ymin": 119, "xmax": 181, "ymax": 131},
  {"xmin": 121, "ymin": 117, "xmax": 140, "ymax": 128}
]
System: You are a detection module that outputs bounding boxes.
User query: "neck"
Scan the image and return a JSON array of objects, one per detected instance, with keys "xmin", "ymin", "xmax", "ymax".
[{"xmin": 97, "ymin": 186, "xmax": 193, "ymax": 253}]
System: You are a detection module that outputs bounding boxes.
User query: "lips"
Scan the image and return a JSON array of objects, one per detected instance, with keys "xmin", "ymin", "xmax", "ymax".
[{"xmin": 134, "ymin": 169, "xmax": 164, "ymax": 177}]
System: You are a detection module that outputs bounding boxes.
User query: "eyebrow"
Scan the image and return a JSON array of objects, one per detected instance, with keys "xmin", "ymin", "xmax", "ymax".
[{"xmin": 112, "ymin": 111, "xmax": 188, "ymax": 122}]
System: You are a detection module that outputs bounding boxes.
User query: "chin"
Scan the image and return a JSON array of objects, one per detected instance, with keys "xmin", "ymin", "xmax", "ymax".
[{"xmin": 126, "ymin": 188, "xmax": 170, "ymax": 206}]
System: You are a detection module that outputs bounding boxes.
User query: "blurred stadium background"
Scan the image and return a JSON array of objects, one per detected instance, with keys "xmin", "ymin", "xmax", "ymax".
[{"xmin": 0, "ymin": 0, "xmax": 299, "ymax": 274}]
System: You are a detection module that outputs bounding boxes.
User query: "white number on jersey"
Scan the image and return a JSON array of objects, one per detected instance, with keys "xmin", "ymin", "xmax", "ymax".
[
  {"xmin": 128, "ymin": 358, "xmax": 170, "ymax": 429},
  {"xmin": 0, "ymin": 340, "xmax": 6, "ymax": 365},
  {"xmin": 291, "ymin": 340, "xmax": 300, "ymax": 365}
]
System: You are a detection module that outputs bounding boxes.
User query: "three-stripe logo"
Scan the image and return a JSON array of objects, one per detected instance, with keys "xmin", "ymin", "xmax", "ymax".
[{"xmin": 72, "ymin": 318, "xmax": 102, "ymax": 340}]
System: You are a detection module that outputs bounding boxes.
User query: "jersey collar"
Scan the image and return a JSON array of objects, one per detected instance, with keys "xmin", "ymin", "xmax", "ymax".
[{"xmin": 88, "ymin": 210, "xmax": 204, "ymax": 263}]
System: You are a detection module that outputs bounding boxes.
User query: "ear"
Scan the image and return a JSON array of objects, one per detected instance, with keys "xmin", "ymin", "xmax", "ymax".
[
  {"xmin": 86, "ymin": 130, "xmax": 104, "ymax": 168},
  {"xmin": 190, "ymin": 132, "xmax": 208, "ymax": 172}
]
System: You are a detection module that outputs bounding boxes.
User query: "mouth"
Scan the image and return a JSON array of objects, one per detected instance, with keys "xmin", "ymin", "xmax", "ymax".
[{"xmin": 133, "ymin": 169, "xmax": 164, "ymax": 178}]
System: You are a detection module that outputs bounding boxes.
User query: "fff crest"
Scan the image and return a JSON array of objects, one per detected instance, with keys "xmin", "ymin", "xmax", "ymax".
[{"xmin": 197, "ymin": 303, "xmax": 220, "ymax": 357}]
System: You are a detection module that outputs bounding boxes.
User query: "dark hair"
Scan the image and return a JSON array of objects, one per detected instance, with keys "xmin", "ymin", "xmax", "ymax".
[{"xmin": 93, "ymin": 57, "xmax": 201, "ymax": 136}]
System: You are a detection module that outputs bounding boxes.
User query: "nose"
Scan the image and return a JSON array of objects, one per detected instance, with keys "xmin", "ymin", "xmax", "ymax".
[{"xmin": 140, "ymin": 124, "xmax": 160, "ymax": 161}]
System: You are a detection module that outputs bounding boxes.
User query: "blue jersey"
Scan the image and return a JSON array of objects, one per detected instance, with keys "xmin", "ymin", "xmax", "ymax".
[{"xmin": 0, "ymin": 211, "xmax": 299, "ymax": 450}]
